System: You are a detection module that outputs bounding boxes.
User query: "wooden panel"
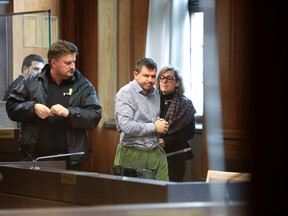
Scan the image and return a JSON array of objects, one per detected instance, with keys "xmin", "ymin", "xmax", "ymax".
[
  {"xmin": 14, "ymin": 0, "xmax": 59, "ymax": 16},
  {"xmin": 223, "ymin": 140, "xmax": 250, "ymax": 158},
  {"xmin": 0, "ymin": 193, "xmax": 77, "ymax": 209},
  {"xmin": 23, "ymin": 15, "xmax": 38, "ymax": 47},
  {"xmin": 0, "ymin": 164, "xmax": 250, "ymax": 208},
  {"xmin": 217, "ymin": 0, "xmax": 231, "ymax": 130},
  {"xmin": 219, "ymin": 0, "xmax": 251, "ymax": 164},
  {"xmin": 130, "ymin": 0, "xmax": 148, "ymax": 76},
  {"xmin": 76, "ymin": 0, "xmax": 98, "ymax": 87},
  {"xmin": 59, "ymin": 0, "xmax": 78, "ymax": 43},
  {"xmin": 92, "ymin": 127, "xmax": 119, "ymax": 174},
  {"xmin": 0, "ymin": 202, "xmax": 249, "ymax": 216},
  {"xmin": 203, "ymin": 0, "xmax": 251, "ymax": 176},
  {"xmin": 98, "ymin": 0, "xmax": 116, "ymax": 123},
  {"xmin": 0, "ymin": 164, "xmax": 168, "ymax": 206},
  {"xmin": 117, "ymin": 0, "xmax": 132, "ymax": 89},
  {"xmin": 217, "ymin": 0, "xmax": 251, "ymax": 131},
  {"xmin": 117, "ymin": 0, "xmax": 149, "ymax": 90}
]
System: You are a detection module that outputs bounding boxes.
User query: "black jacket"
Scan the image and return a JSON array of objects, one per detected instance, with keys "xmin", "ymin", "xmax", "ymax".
[
  {"xmin": 5, "ymin": 64, "xmax": 102, "ymax": 163},
  {"xmin": 163, "ymin": 120, "xmax": 195, "ymax": 162},
  {"xmin": 3, "ymin": 75, "xmax": 25, "ymax": 101}
]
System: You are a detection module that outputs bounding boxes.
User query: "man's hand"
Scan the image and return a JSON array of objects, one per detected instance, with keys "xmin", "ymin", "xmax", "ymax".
[
  {"xmin": 34, "ymin": 103, "xmax": 53, "ymax": 119},
  {"xmin": 159, "ymin": 138, "xmax": 165, "ymax": 147},
  {"xmin": 50, "ymin": 104, "xmax": 69, "ymax": 117},
  {"xmin": 155, "ymin": 118, "xmax": 169, "ymax": 134}
]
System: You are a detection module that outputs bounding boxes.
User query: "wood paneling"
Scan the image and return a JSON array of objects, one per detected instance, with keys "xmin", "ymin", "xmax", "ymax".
[
  {"xmin": 98, "ymin": 0, "xmax": 117, "ymax": 123},
  {"xmin": 59, "ymin": 0, "xmax": 148, "ymax": 173},
  {"xmin": 202, "ymin": 0, "xmax": 251, "ymax": 176},
  {"xmin": 91, "ymin": 127, "xmax": 119, "ymax": 173},
  {"xmin": 217, "ymin": 0, "xmax": 251, "ymax": 131},
  {"xmin": 117, "ymin": 0, "xmax": 131, "ymax": 88},
  {"xmin": 117, "ymin": 0, "xmax": 149, "ymax": 89}
]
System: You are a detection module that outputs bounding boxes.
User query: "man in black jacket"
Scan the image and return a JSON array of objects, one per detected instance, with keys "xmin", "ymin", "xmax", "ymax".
[
  {"xmin": 6, "ymin": 40, "xmax": 102, "ymax": 170},
  {"xmin": 3, "ymin": 54, "xmax": 44, "ymax": 101}
]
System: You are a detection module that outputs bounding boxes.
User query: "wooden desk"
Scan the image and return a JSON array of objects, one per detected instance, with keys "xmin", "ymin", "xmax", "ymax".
[
  {"xmin": 0, "ymin": 101, "xmax": 19, "ymax": 161},
  {"xmin": 0, "ymin": 128, "xmax": 19, "ymax": 161},
  {"xmin": 0, "ymin": 202, "xmax": 249, "ymax": 216},
  {"xmin": 0, "ymin": 162, "xmax": 250, "ymax": 209}
]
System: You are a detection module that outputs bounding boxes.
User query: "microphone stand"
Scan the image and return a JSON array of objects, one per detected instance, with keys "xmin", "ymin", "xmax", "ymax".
[{"xmin": 31, "ymin": 151, "xmax": 85, "ymax": 170}]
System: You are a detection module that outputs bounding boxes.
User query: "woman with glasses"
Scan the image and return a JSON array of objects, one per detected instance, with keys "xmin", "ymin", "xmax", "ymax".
[{"xmin": 156, "ymin": 65, "xmax": 196, "ymax": 182}]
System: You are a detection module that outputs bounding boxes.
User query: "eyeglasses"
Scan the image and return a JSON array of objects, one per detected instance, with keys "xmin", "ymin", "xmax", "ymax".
[{"xmin": 158, "ymin": 76, "xmax": 176, "ymax": 82}]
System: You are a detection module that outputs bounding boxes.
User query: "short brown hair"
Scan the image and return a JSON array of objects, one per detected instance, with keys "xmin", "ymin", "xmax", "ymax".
[{"xmin": 48, "ymin": 40, "xmax": 78, "ymax": 64}]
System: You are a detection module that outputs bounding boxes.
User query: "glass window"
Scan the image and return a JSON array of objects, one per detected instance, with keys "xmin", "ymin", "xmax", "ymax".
[
  {"xmin": 0, "ymin": 10, "xmax": 53, "ymax": 100},
  {"xmin": 189, "ymin": 12, "xmax": 203, "ymax": 116}
]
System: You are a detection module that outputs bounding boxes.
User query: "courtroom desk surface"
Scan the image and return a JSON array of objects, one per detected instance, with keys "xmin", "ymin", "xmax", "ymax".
[
  {"xmin": 0, "ymin": 162, "xmax": 250, "ymax": 208},
  {"xmin": 0, "ymin": 202, "xmax": 249, "ymax": 216}
]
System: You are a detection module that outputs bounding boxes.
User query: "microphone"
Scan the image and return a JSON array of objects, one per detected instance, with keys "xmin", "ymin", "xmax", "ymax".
[
  {"xmin": 165, "ymin": 147, "xmax": 192, "ymax": 157},
  {"xmin": 31, "ymin": 151, "xmax": 85, "ymax": 170}
]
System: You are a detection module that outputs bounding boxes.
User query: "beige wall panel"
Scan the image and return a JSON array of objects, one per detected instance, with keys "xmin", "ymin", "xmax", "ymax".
[
  {"xmin": 14, "ymin": 0, "xmax": 59, "ymax": 16},
  {"xmin": 12, "ymin": 14, "xmax": 24, "ymax": 77},
  {"xmin": 42, "ymin": 16, "xmax": 58, "ymax": 47},
  {"xmin": 23, "ymin": 15, "xmax": 38, "ymax": 47},
  {"xmin": 97, "ymin": 0, "xmax": 116, "ymax": 124},
  {"xmin": 117, "ymin": 0, "xmax": 131, "ymax": 89}
]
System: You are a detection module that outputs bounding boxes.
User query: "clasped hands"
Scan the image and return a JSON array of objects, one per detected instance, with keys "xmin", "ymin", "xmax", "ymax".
[
  {"xmin": 35, "ymin": 103, "xmax": 69, "ymax": 119},
  {"xmin": 155, "ymin": 117, "xmax": 169, "ymax": 134}
]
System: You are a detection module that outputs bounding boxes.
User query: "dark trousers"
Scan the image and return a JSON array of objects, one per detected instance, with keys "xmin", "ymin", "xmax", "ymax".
[{"xmin": 167, "ymin": 160, "xmax": 186, "ymax": 182}]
